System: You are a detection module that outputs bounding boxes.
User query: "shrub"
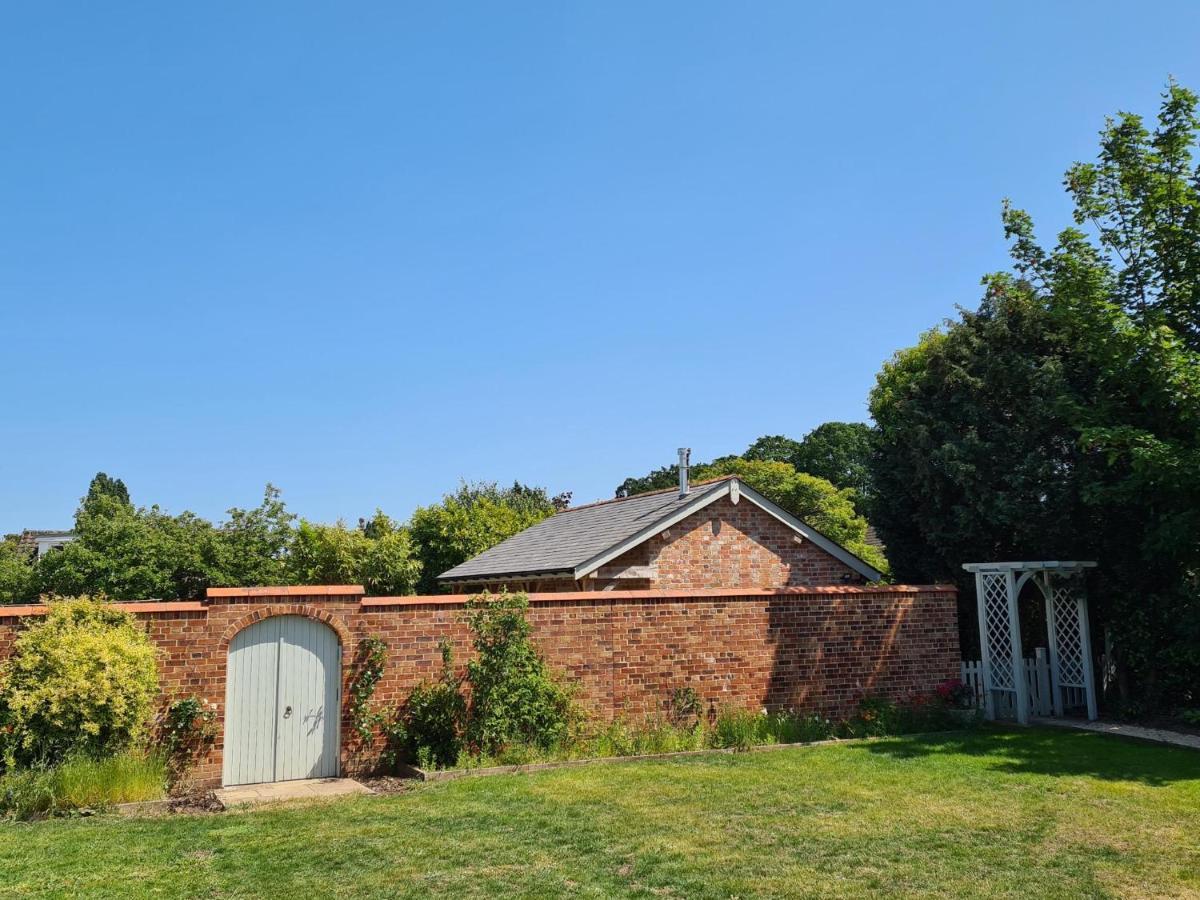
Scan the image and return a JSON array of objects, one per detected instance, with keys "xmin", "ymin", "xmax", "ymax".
[
  {"xmin": 157, "ymin": 695, "xmax": 217, "ymax": 780},
  {"xmin": 935, "ymin": 678, "xmax": 976, "ymax": 709},
  {"xmin": 762, "ymin": 710, "xmax": 836, "ymax": 744},
  {"xmin": 0, "ymin": 751, "xmax": 166, "ymax": 821},
  {"xmin": 711, "ymin": 707, "xmax": 763, "ymax": 751},
  {"xmin": 667, "ymin": 686, "xmax": 702, "ymax": 727},
  {"xmin": 0, "ymin": 767, "xmax": 56, "ymax": 820},
  {"xmin": 841, "ymin": 694, "xmax": 979, "ymax": 738},
  {"xmin": 462, "ymin": 592, "xmax": 577, "ymax": 755},
  {"xmin": 841, "ymin": 696, "xmax": 902, "ymax": 738},
  {"xmin": 390, "ymin": 642, "xmax": 466, "ymax": 769},
  {"xmin": 0, "ymin": 598, "xmax": 159, "ymax": 768}
]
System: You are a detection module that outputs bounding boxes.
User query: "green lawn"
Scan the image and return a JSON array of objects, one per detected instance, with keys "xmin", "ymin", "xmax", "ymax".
[{"xmin": 1, "ymin": 727, "xmax": 1197, "ymax": 899}]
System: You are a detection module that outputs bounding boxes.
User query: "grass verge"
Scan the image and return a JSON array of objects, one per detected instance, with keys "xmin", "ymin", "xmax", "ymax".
[{"xmin": 0, "ymin": 727, "xmax": 1197, "ymax": 898}]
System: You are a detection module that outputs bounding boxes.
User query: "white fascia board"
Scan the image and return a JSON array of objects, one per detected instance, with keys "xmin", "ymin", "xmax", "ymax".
[
  {"xmin": 573, "ymin": 483, "xmax": 733, "ymax": 579},
  {"xmin": 961, "ymin": 561, "xmax": 1098, "ymax": 573},
  {"xmin": 574, "ymin": 479, "xmax": 885, "ymax": 583},
  {"xmin": 732, "ymin": 482, "xmax": 885, "ymax": 582}
]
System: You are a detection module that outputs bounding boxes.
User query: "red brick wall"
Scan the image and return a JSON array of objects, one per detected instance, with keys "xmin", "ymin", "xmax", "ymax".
[
  {"xmin": 0, "ymin": 584, "xmax": 958, "ymax": 788},
  {"xmin": 456, "ymin": 496, "xmax": 867, "ymax": 593}
]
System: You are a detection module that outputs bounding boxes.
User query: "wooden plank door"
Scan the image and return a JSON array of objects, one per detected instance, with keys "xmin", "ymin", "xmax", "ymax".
[
  {"xmin": 274, "ymin": 616, "xmax": 341, "ymax": 781},
  {"xmin": 222, "ymin": 616, "xmax": 340, "ymax": 786}
]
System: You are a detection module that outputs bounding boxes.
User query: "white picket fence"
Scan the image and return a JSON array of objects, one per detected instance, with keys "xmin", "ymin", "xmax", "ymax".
[{"xmin": 960, "ymin": 648, "xmax": 1088, "ymax": 718}]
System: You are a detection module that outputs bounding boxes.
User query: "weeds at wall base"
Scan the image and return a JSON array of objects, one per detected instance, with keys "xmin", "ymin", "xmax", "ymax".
[{"xmin": 399, "ymin": 726, "xmax": 983, "ymax": 783}]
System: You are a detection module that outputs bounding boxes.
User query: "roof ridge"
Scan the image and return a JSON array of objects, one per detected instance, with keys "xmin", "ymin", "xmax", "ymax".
[{"xmin": 555, "ymin": 475, "xmax": 736, "ymax": 515}]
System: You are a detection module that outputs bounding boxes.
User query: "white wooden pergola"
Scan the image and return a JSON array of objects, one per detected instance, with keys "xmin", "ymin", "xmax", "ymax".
[{"xmin": 962, "ymin": 561, "xmax": 1098, "ymax": 725}]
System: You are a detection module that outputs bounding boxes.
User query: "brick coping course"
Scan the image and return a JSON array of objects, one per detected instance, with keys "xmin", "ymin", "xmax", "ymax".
[{"xmin": 0, "ymin": 583, "xmax": 955, "ymax": 619}]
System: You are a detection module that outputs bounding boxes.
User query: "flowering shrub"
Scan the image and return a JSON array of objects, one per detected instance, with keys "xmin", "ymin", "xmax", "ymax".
[{"xmin": 935, "ymin": 679, "xmax": 976, "ymax": 709}]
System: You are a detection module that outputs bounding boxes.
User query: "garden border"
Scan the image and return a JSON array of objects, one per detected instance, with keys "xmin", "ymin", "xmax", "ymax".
[{"xmin": 396, "ymin": 727, "xmax": 977, "ymax": 782}]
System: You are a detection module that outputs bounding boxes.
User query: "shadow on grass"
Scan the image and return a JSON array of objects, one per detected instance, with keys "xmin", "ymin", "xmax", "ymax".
[{"xmin": 851, "ymin": 726, "xmax": 1200, "ymax": 786}]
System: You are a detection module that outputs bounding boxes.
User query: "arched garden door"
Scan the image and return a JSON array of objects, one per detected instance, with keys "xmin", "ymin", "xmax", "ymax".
[{"xmin": 222, "ymin": 615, "xmax": 341, "ymax": 786}]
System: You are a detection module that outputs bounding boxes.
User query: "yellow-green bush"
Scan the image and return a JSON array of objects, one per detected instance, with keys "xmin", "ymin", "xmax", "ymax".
[{"xmin": 0, "ymin": 597, "xmax": 159, "ymax": 767}]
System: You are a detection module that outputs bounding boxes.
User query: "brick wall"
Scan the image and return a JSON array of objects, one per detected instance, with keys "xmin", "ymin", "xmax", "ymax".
[
  {"xmin": 455, "ymin": 496, "xmax": 866, "ymax": 593},
  {"xmin": 0, "ymin": 584, "xmax": 958, "ymax": 788}
]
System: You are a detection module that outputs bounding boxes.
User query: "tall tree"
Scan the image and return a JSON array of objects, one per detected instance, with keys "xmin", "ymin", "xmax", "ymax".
[
  {"xmin": 789, "ymin": 422, "xmax": 874, "ymax": 506},
  {"xmin": 743, "ymin": 435, "xmax": 804, "ymax": 465},
  {"xmin": 409, "ymin": 482, "xmax": 561, "ymax": 593},
  {"xmin": 213, "ymin": 485, "xmax": 295, "ymax": 587},
  {"xmin": 0, "ymin": 537, "xmax": 36, "ymax": 603},
  {"xmin": 80, "ymin": 472, "xmax": 131, "ymax": 520},
  {"xmin": 869, "ymin": 82, "xmax": 1200, "ymax": 710}
]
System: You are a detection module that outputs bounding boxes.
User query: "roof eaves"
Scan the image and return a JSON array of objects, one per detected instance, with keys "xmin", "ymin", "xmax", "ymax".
[{"xmin": 439, "ymin": 566, "xmax": 574, "ymax": 583}]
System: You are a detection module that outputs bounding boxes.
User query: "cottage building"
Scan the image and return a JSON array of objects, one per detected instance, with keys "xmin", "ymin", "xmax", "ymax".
[
  {"xmin": 439, "ymin": 469, "xmax": 882, "ymax": 593},
  {"xmin": 15, "ymin": 529, "xmax": 77, "ymax": 559}
]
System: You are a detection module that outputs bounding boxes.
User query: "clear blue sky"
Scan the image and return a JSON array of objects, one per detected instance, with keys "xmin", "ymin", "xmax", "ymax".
[{"xmin": 3, "ymin": 2, "xmax": 1198, "ymax": 533}]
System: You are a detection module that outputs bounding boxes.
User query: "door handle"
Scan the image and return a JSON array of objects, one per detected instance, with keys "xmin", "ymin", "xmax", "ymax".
[{"xmin": 283, "ymin": 705, "xmax": 293, "ymax": 719}]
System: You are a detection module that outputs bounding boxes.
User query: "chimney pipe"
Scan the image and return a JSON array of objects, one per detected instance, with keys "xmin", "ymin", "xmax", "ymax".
[{"xmin": 678, "ymin": 447, "xmax": 691, "ymax": 497}]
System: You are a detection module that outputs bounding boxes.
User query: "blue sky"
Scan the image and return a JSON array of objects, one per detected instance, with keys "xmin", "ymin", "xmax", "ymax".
[{"xmin": 3, "ymin": 2, "xmax": 1198, "ymax": 533}]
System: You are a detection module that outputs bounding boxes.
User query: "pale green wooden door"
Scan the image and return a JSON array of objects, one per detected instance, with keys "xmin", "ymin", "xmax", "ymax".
[{"xmin": 223, "ymin": 616, "xmax": 341, "ymax": 786}]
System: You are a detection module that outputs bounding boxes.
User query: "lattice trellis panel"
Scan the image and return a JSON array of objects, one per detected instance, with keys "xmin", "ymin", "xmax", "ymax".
[
  {"xmin": 982, "ymin": 572, "xmax": 1015, "ymax": 691},
  {"xmin": 1052, "ymin": 585, "xmax": 1085, "ymax": 688}
]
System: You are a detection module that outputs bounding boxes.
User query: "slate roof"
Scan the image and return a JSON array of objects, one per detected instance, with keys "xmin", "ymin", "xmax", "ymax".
[{"xmin": 439, "ymin": 478, "xmax": 734, "ymax": 583}]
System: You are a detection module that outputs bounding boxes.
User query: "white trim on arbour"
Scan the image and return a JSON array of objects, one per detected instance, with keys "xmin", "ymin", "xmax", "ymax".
[
  {"xmin": 963, "ymin": 560, "xmax": 1098, "ymax": 725},
  {"xmin": 573, "ymin": 478, "xmax": 884, "ymax": 583}
]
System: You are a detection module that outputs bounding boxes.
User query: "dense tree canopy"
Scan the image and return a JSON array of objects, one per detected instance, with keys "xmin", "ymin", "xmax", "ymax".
[
  {"xmin": 621, "ymin": 426, "xmax": 875, "ymax": 511},
  {"xmin": 787, "ymin": 423, "xmax": 874, "ymax": 506},
  {"xmin": 82, "ymin": 472, "xmax": 130, "ymax": 518},
  {"xmin": 3, "ymin": 475, "xmax": 570, "ymax": 602},
  {"xmin": 408, "ymin": 482, "xmax": 564, "ymax": 594},
  {"xmin": 613, "ymin": 455, "xmax": 886, "ymax": 574},
  {"xmin": 0, "ymin": 538, "xmax": 36, "ymax": 605},
  {"xmin": 869, "ymin": 82, "xmax": 1200, "ymax": 711},
  {"xmin": 288, "ymin": 512, "xmax": 422, "ymax": 597}
]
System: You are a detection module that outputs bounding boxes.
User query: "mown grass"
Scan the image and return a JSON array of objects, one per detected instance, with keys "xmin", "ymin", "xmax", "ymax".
[{"xmin": 0, "ymin": 727, "xmax": 1197, "ymax": 898}]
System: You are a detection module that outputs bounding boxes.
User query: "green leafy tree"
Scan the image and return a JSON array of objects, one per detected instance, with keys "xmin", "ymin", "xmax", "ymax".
[
  {"xmin": 789, "ymin": 423, "xmax": 874, "ymax": 505},
  {"xmin": 743, "ymin": 435, "xmax": 804, "ymax": 465},
  {"xmin": 212, "ymin": 485, "xmax": 295, "ymax": 587},
  {"xmin": 0, "ymin": 538, "xmax": 36, "ymax": 604},
  {"xmin": 38, "ymin": 496, "xmax": 220, "ymax": 601},
  {"xmin": 744, "ymin": 426, "xmax": 874, "ymax": 505},
  {"xmin": 614, "ymin": 465, "xmax": 680, "ymax": 498},
  {"xmin": 409, "ymin": 483, "xmax": 560, "ymax": 593},
  {"xmin": 287, "ymin": 512, "xmax": 421, "ymax": 596},
  {"xmin": 869, "ymin": 82, "xmax": 1200, "ymax": 710},
  {"xmin": 37, "ymin": 479, "xmax": 298, "ymax": 601},
  {"xmin": 81, "ymin": 472, "xmax": 131, "ymax": 519}
]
